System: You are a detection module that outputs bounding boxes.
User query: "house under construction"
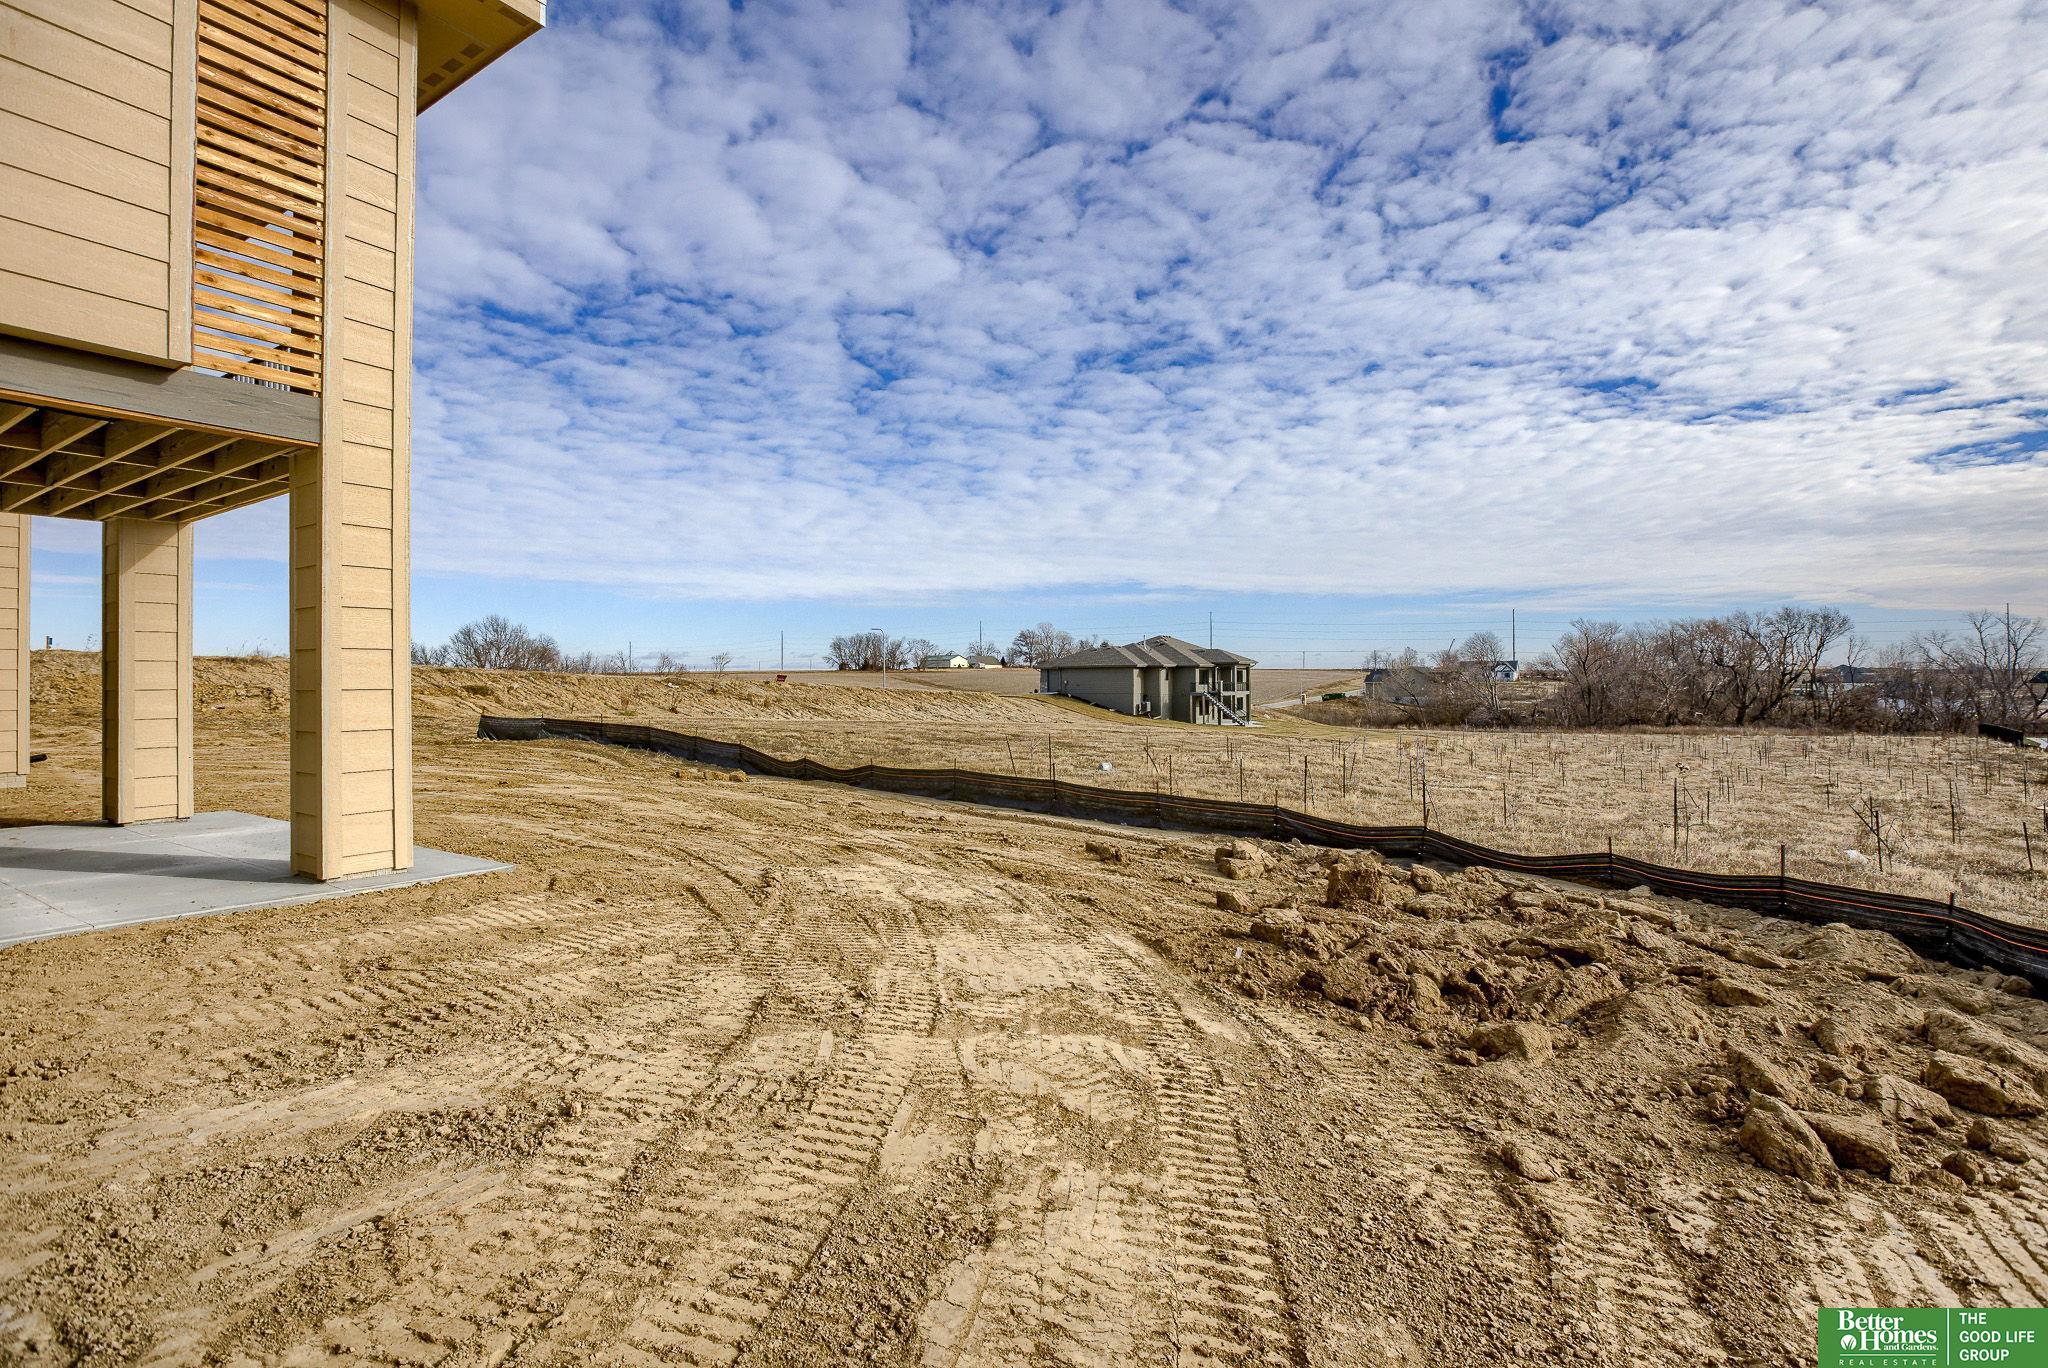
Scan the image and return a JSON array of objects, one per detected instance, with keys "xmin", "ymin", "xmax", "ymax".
[{"xmin": 0, "ymin": 0, "xmax": 544, "ymax": 877}]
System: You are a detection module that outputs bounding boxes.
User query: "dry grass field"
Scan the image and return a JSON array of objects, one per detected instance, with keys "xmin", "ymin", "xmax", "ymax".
[
  {"xmin": 2, "ymin": 655, "xmax": 2045, "ymax": 1366},
  {"xmin": 567, "ymin": 699, "xmax": 2046, "ymax": 933}
]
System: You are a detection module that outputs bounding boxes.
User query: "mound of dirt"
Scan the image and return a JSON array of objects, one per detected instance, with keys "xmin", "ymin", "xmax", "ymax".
[{"xmin": 1151, "ymin": 840, "xmax": 2045, "ymax": 1198}]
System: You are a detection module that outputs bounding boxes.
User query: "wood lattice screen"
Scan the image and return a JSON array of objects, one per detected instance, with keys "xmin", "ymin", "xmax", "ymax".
[{"xmin": 193, "ymin": 0, "xmax": 327, "ymax": 394}]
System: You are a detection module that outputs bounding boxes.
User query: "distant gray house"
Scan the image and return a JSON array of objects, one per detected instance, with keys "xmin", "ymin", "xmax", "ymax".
[{"xmin": 1039, "ymin": 635, "xmax": 1254, "ymax": 724}]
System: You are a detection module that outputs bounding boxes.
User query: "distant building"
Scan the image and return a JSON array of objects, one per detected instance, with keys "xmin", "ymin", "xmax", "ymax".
[
  {"xmin": 920, "ymin": 654, "xmax": 971, "ymax": 670},
  {"xmin": 1487, "ymin": 659, "xmax": 1519, "ymax": 682},
  {"xmin": 967, "ymin": 654, "xmax": 1004, "ymax": 669},
  {"xmin": 1039, "ymin": 636, "xmax": 1254, "ymax": 725}
]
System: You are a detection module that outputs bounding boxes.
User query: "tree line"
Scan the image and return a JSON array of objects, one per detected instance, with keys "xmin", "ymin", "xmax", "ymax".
[
  {"xmin": 411, "ymin": 616, "xmax": 1108, "ymax": 675},
  {"xmin": 823, "ymin": 622, "xmax": 1104, "ymax": 670},
  {"xmin": 412, "ymin": 616, "xmax": 731, "ymax": 674},
  {"xmin": 1348, "ymin": 607, "xmax": 2045, "ymax": 732}
]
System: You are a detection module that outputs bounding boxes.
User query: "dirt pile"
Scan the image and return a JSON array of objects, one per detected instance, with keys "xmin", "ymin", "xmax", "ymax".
[{"xmin": 1167, "ymin": 839, "xmax": 2045, "ymax": 1202}]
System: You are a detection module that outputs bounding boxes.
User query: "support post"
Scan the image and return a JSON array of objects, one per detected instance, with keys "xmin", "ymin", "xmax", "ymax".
[
  {"xmin": 290, "ymin": 0, "xmax": 415, "ymax": 879},
  {"xmin": 0, "ymin": 514, "xmax": 26, "ymax": 788},
  {"xmin": 102, "ymin": 519, "xmax": 193, "ymax": 824}
]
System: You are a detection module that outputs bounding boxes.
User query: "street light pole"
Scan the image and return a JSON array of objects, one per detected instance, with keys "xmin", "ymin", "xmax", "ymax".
[{"xmin": 873, "ymin": 626, "xmax": 887, "ymax": 688}]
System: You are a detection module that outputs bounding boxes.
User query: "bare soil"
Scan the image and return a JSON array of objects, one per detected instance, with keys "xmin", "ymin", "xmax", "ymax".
[{"xmin": 2, "ymin": 655, "xmax": 2045, "ymax": 1366}]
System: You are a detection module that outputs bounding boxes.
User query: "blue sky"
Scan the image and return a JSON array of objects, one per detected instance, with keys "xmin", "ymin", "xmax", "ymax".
[{"xmin": 30, "ymin": 0, "xmax": 2048, "ymax": 666}]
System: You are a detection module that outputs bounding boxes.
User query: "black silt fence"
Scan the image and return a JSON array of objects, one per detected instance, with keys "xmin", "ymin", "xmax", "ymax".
[{"xmin": 477, "ymin": 715, "xmax": 2048, "ymax": 988}]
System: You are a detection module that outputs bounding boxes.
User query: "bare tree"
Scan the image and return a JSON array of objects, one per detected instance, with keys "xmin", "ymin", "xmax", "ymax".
[
  {"xmin": 1544, "ymin": 619, "xmax": 1626, "ymax": 726},
  {"xmin": 411, "ymin": 640, "xmax": 450, "ymax": 666},
  {"xmin": 708, "ymin": 651, "xmax": 734, "ymax": 673},
  {"xmin": 1458, "ymin": 631, "xmax": 1504, "ymax": 664},
  {"xmin": 827, "ymin": 630, "xmax": 912, "ymax": 671},
  {"xmin": 1912, "ymin": 608, "xmax": 2046, "ymax": 728},
  {"xmin": 442, "ymin": 616, "xmax": 562, "ymax": 671},
  {"xmin": 900, "ymin": 637, "xmax": 940, "ymax": 667},
  {"xmin": 1009, "ymin": 623, "xmax": 1078, "ymax": 665}
]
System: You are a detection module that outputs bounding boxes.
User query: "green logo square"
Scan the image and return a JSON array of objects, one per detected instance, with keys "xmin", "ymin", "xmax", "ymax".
[{"xmin": 1819, "ymin": 1308, "xmax": 2048, "ymax": 1367}]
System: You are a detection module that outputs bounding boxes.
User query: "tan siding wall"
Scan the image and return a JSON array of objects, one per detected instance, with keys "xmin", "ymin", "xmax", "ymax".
[
  {"xmin": 102, "ymin": 518, "xmax": 193, "ymax": 823},
  {"xmin": 0, "ymin": 0, "xmax": 191, "ymax": 364},
  {"xmin": 0, "ymin": 514, "xmax": 26, "ymax": 785},
  {"xmin": 291, "ymin": 0, "xmax": 410, "ymax": 878}
]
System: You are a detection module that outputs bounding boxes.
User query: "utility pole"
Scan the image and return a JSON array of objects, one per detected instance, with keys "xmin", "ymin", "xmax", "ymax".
[
  {"xmin": 627, "ymin": 641, "xmax": 633, "ymax": 673},
  {"xmin": 1510, "ymin": 609, "xmax": 1516, "ymax": 665},
  {"xmin": 779, "ymin": 631, "xmax": 785, "ymax": 671},
  {"xmin": 873, "ymin": 625, "xmax": 886, "ymax": 688},
  {"xmin": 1208, "ymin": 611, "xmax": 1213, "ymax": 647}
]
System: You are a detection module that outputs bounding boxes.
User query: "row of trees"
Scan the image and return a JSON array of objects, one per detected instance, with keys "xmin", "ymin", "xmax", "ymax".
[
  {"xmin": 1540, "ymin": 607, "xmax": 2042, "ymax": 731},
  {"xmin": 1353, "ymin": 607, "xmax": 2045, "ymax": 733},
  {"xmin": 411, "ymin": 617, "xmax": 732, "ymax": 674},
  {"xmin": 822, "ymin": 622, "xmax": 1104, "ymax": 670},
  {"xmin": 1542, "ymin": 607, "xmax": 1856, "ymax": 728},
  {"xmin": 822, "ymin": 630, "xmax": 938, "ymax": 672},
  {"xmin": 411, "ymin": 616, "xmax": 1113, "ymax": 675}
]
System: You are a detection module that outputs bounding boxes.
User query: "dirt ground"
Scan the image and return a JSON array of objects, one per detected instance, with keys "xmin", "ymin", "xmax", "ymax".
[{"xmin": 2, "ymin": 656, "xmax": 2046, "ymax": 1366}]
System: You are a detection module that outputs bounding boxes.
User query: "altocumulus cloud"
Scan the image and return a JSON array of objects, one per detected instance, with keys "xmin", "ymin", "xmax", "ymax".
[{"xmin": 222, "ymin": 0, "xmax": 2048, "ymax": 606}]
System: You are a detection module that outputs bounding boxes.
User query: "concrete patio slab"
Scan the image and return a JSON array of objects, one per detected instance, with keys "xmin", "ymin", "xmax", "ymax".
[{"xmin": 0, "ymin": 811, "xmax": 510, "ymax": 948}]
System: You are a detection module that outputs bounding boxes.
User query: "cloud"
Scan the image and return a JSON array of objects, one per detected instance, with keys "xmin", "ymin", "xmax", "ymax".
[{"xmin": 344, "ymin": 0, "xmax": 2048, "ymax": 610}]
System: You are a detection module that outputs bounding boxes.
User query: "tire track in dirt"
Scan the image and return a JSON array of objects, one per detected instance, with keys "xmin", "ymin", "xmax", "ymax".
[
  {"xmin": 170, "ymin": 891, "xmax": 698, "ymax": 1036},
  {"xmin": 914, "ymin": 904, "xmax": 1172, "ymax": 1366},
  {"xmin": 973, "ymin": 869, "xmax": 1297, "ymax": 1368},
  {"xmin": 1258, "ymin": 997, "xmax": 1727, "ymax": 1367},
  {"xmin": 66, "ymin": 858, "xmax": 783, "ymax": 1362},
  {"xmin": 1805, "ymin": 1197, "xmax": 1959, "ymax": 1309},
  {"xmin": 74, "ymin": 894, "xmax": 719, "ymax": 1177},
  {"xmin": 1520, "ymin": 1176, "xmax": 1723, "ymax": 1364},
  {"xmin": 1913, "ymin": 1174, "xmax": 2048, "ymax": 1306},
  {"xmin": 179, "ymin": 872, "xmax": 799, "ymax": 1365},
  {"xmin": 517, "ymin": 879, "xmax": 938, "ymax": 1367}
]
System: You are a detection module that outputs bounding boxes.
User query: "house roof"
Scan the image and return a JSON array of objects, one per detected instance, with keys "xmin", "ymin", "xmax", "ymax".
[
  {"xmin": 1042, "ymin": 635, "xmax": 1255, "ymax": 670},
  {"xmin": 967, "ymin": 654, "xmax": 1003, "ymax": 666}
]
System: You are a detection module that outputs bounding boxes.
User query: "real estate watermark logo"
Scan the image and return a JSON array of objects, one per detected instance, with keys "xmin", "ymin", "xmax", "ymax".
[{"xmin": 1818, "ymin": 1308, "xmax": 2046, "ymax": 1367}]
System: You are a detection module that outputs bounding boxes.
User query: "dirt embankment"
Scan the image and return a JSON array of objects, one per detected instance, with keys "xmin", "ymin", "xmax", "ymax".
[{"xmin": 25, "ymin": 651, "xmax": 1065, "ymax": 731}]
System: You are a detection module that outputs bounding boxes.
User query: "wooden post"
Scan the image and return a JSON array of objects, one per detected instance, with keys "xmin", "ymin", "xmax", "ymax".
[
  {"xmin": 0, "ymin": 515, "xmax": 25, "ymax": 788},
  {"xmin": 102, "ymin": 519, "xmax": 193, "ymax": 824},
  {"xmin": 291, "ymin": 0, "xmax": 417, "ymax": 879}
]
